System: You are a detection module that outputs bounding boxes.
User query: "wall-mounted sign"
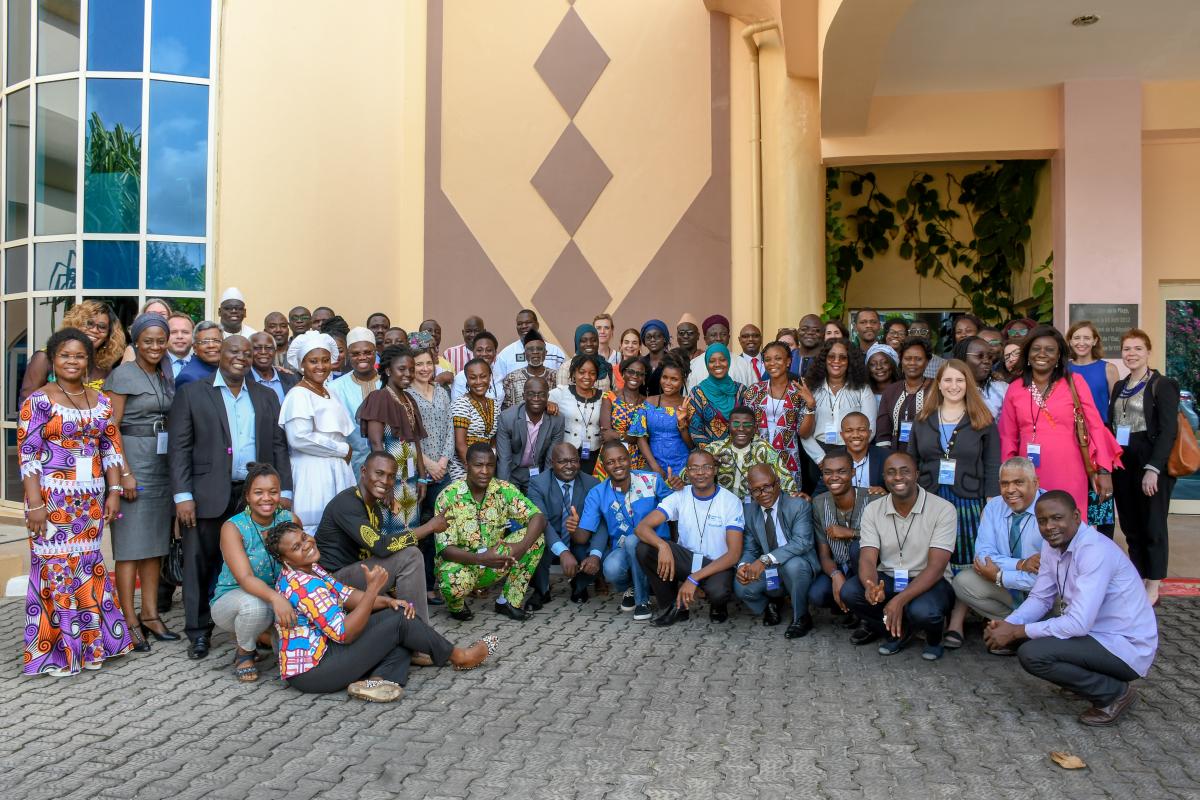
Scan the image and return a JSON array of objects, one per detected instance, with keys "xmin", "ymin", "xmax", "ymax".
[{"xmin": 1068, "ymin": 303, "xmax": 1139, "ymax": 356}]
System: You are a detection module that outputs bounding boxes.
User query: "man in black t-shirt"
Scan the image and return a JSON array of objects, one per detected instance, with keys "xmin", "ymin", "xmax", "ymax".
[{"xmin": 316, "ymin": 451, "xmax": 447, "ymax": 624}]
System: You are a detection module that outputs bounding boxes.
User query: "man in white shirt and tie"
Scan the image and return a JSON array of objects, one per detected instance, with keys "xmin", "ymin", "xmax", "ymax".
[
  {"xmin": 739, "ymin": 324, "xmax": 765, "ymax": 383},
  {"xmin": 167, "ymin": 312, "xmax": 194, "ymax": 379}
]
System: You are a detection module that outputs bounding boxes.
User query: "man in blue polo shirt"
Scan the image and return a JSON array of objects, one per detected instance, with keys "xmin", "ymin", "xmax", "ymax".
[{"xmin": 578, "ymin": 440, "xmax": 673, "ymax": 621}]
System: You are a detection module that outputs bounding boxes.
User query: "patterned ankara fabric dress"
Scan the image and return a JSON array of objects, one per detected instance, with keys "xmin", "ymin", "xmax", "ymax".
[
  {"xmin": 593, "ymin": 391, "xmax": 648, "ymax": 480},
  {"xmin": 742, "ymin": 379, "xmax": 810, "ymax": 476},
  {"xmin": 358, "ymin": 387, "xmax": 428, "ymax": 536},
  {"xmin": 17, "ymin": 391, "xmax": 133, "ymax": 675},
  {"xmin": 447, "ymin": 395, "xmax": 499, "ymax": 481}
]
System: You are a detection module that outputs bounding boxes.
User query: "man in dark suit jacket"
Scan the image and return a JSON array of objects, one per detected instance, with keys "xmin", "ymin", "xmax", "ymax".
[
  {"xmin": 735, "ymin": 464, "xmax": 820, "ymax": 638},
  {"xmin": 168, "ymin": 335, "xmax": 292, "ymax": 659},
  {"xmin": 496, "ymin": 376, "xmax": 563, "ymax": 493},
  {"xmin": 527, "ymin": 443, "xmax": 603, "ymax": 605}
]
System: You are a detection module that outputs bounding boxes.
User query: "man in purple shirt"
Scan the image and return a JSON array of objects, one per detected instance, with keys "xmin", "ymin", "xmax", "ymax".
[{"xmin": 984, "ymin": 490, "xmax": 1158, "ymax": 726}]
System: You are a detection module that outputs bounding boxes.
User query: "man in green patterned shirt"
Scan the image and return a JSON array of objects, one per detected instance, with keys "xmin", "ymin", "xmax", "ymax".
[
  {"xmin": 435, "ymin": 443, "xmax": 547, "ymax": 621},
  {"xmin": 702, "ymin": 406, "xmax": 799, "ymax": 501}
]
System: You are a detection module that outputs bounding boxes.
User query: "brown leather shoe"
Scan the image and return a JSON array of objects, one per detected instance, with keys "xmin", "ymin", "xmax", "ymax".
[{"xmin": 1078, "ymin": 685, "xmax": 1137, "ymax": 726}]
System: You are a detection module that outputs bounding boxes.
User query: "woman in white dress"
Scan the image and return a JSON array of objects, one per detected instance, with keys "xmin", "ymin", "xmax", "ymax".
[{"xmin": 281, "ymin": 331, "xmax": 356, "ymax": 533}]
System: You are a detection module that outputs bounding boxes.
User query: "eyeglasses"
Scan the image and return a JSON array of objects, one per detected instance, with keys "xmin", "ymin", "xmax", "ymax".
[
  {"xmin": 749, "ymin": 482, "xmax": 778, "ymax": 495},
  {"xmin": 983, "ymin": 337, "xmax": 1002, "ymax": 346},
  {"xmin": 196, "ymin": 336, "xmax": 223, "ymax": 346},
  {"xmin": 688, "ymin": 464, "xmax": 716, "ymax": 473},
  {"xmin": 525, "ymin": 391, "xmax": 548, "ymax": 400},
  {"xmin": 83, "ymin": 319, "xmax": 110, "ymax": 333},
  {"xmin": 908, "ymin": 327, "xmax": 931, "ymax": 336},
  {"xmin": 729, "ymin": 421, "xmax": 756, "ymax": 430},
  {"xmin": 826, "ymin": 354, "xmax": 848, "ymax": 363}
]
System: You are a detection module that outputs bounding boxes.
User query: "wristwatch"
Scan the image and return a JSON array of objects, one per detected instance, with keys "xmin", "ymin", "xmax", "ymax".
[
  {"xmin": 994, "ymin": 570, "xmax": 1004, "ymax": 588},
  {"xmin": 759, "ymin": 555, "xmax": 773, "ymax": 566}
]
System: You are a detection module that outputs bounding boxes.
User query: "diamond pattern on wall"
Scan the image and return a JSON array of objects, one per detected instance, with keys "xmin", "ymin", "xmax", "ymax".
[
  {"xmin": 534, "ymin": 7, "xmax": 609, "ymax": 119},
  {"xmin": 531, "ymin": 122, "xmax": 612, "ymax": 236},
  {"xmin": 532, "ymin": 240, "xmax": 612, "ymax": 344}
]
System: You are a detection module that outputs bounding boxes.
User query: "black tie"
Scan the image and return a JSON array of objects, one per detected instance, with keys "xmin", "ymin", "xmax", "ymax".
[{"xmin": 764, "ymin": 507, "xmax": 780, "ymax": 551}]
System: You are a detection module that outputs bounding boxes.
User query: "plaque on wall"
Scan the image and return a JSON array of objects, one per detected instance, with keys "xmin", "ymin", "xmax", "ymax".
[{"xmin": 1068, "ymin": 303, "xmax": 1139, "ymax": 355}]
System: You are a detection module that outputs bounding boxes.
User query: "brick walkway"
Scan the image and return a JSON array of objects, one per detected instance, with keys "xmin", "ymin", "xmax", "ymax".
[{"xmin": 0, "ymin": 586, "xmax": 1198, "ymax": 799}]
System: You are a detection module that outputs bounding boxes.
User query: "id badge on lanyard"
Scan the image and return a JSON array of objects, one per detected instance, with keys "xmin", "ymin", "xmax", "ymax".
[
  {"xmin": 938, "ymin": 459, "xmax": 956, "ymax": 485},
  {"xmin": 691, "ymin": 552, "xmax": 704, "ymax": 573},
  {"xmin": 765, "ymin": 567, "xmax": 780, "ymax": 591},
  {"xmin": 75, "ymin": 453, "xmax": 95, "ymax": 478},
  {"xmin": 892, "ymin": 568, "xmax": 909, "ymax": 591},
  {"xmin": 156, "ymin": 431, "xmax": 169, "ymax": 455},
  {"xmin": 899, "ymin": 421, "xmax": 913, "ymax": 443},
  {"xmin": 1026, "ymin": 443, "xmax": 1041, "ymax": 468},
  {"xmin": 1115, "ymin": 425, "xmax": 1131, "ymax": 446}
]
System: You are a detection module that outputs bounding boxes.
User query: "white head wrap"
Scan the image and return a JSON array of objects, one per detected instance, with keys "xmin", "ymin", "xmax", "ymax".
[
  {"xmin": 865, "ymin": 342, "xmax": 899, "ymax": 367},
  {"xmin": 219, "ymin": 286, "xmax": 246, "ymax": 304},
  {"xmin": 346, "ymin": 326, "xmax": 375, "ymax": 348},
  {"xmin": 287, "ymin": 331, "xmax": 339, "ymax": 371}
]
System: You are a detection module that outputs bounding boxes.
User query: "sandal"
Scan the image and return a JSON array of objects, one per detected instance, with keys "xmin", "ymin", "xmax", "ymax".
[
  {"xmin": 348, "ymin": 679, "xmax": 404, "ymax": 702},
  {"xmin": 455, "ymin": 634, "xmax": 500, "ymax": 671},
  {"xmin": 943, "ymin": 630, "xmax": 964, "ymax": 649},
  {"xmin": 232, "ymin": 650, "xmax": 259, "ymax": 683},
  {"xmin": 411, "ymin": 652, "xmax": 434, "ymax": 667}
]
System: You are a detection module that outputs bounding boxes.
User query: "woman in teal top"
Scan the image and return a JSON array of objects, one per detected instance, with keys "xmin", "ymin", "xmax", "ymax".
[{"xmin": 211, "ymin": 464, "xmax": 301, "ymax": 682}]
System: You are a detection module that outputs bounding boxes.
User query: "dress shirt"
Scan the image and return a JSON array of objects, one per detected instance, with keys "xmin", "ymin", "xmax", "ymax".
[
  {"xmin": 741, "ymin": 352, "xmax": 765, "ymax": 382},
  {"xmin": 250, "ymin": 366, "xmax": 286, "ymax": 403},
  {"xmin": 521, "ymin": 412, "xmax": 544, "ymax": 468},
  {"xmin": 221, "ymin": 324, "xmax": 257, "ymax": 339},
  {"xmin": 851, "ymin": 452, "xmax": 871, "ymax": 489},
  {"xmin": 1006, "ymin": 524, "xmax": 1158, "ymax": 677},
  {"xmin": 496, "ymin": 339, "xmax": 568, "ymax": 379},
  {"xmin": 980, "ymin": 378, "xmax": 1009, "ymax": 418},
  {"xmin": 973, "ymin": 491, "xmax": 1044, "ymax": 593},
  {"xmin": 168, "ymin": 352, "xmax": 191, "ymax": 379},
  {"xmin": 859, "ymin": 487, "xmax": 956, "ymax": 579},
  {"xmin": 790, "ymin": 352, "xmax": 818, "ymax": 380},
  {"xmin": 443, "ymin": 343, "xmax": 472, "ymax": 373}
]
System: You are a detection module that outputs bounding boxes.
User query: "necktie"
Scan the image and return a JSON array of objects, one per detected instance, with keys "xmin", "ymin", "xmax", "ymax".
[
  {"xmin": 764, "ymin": 507, "xmax": 780, "ymax": 551},
  {"xmin": 1009, "ymin": 512, "xmax": 1027, "ymax": 556},
  {"xmin": 561, "ymin": 481, "xmax": 572, "ymax": 527}
]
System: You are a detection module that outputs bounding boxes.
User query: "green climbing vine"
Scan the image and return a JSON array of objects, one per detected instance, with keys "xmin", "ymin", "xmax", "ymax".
[{"xmin": 824, "ymin": 160, "xmax": 1050, "ymax": 325}]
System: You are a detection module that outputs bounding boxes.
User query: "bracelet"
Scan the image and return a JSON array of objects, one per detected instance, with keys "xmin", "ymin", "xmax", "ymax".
[
  {"xmin": 25, "ymin": 503, "xmax": 46, "ymax": 512},
  {"xmin": 121, "ymin": 471, "xmax": 132, "ymax": 478},
  {"xmin": 108, "ymin": 486, "xmax": 122, "ymax": 493},
  {"xmin": 687, "ymin": 575, "xmax": 700, "ymax": 587}
]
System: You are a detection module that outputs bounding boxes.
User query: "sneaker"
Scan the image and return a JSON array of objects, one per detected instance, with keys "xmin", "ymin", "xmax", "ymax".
[
  {"xmin": 878, "ymin": 633, "xmax": 913, "ymax": 656},
  {"xmin": 921, "ymin": 644, "xmax": 945, "ymax": 661},
  {"xmin": 632, "ymin": 603, "xmax": 652, "ymax": 621},
  {"xmin": 620, "ymin": 589, "xmax": 636, "ymax": 612},
  {"xmin": 348, "ymin": 679, "xmax": 404, "ymax": 703}
]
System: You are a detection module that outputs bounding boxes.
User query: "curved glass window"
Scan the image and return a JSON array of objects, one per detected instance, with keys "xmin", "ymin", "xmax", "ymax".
[
  {"xmin": 87, "ymin": 0, "xmax": 144, "ymax": 72},
  {"xmin": 84, "ymin": 78, "xmax": 142, "ymax": 233},
  {"xmin": 83, "ymin": 240, "xmax": 137, "ymax": 289},
  {"xmin": 147, "ymin": 240, "xmax": 204, "ymax": 291},
  {"xmin": 36, "ymin": 0, "xmax": 80, "ymax": 76},
  {"xmin": 151, "ymin": 0, "xmax": 210, "ymax": 78},
  {"xmin": 7, "ymin": 0, "xmax": 31, "ymax": 86},
  {"xmin": 148, "ymin": 81, "xmax": 207, "ymax": 236},
  {"xmin": 6, "ymin": 87, "xmax": 30, "ymax": 240},
  {"xmin": 35, "ymin": 78, "xmax": 78, "ymax": 235}
]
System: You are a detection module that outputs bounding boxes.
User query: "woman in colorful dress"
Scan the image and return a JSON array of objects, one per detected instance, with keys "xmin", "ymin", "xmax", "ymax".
[
  {"xmin": 549, "ymin": 354, "xmax": 605, "ymax": 475},
  {"xmin": 631, "ymin": 353, "xmax": 693, "ymax": 481},
  {"xmin": 359, "ymin": 345, "xmax": 428, "ymax": 535},
  {"xmin": 282, "ymin": 331, "xmax": 356, "ymax": 533},
  {"xmin": 1067, "ymin": 320, "xmax": 1121, "ymax": 534},
  {"xmin": 742, "ymin": 340, "xmax": 815, "ymax": 478},
  {"xmin": 687, "ymin": 343, "xmax": 747, "ymax": 447},
  {"xmin": 595, "ymin": 356, "xmax": 649, "ymax": 479},
  {"xmin": 998, "ymin": 325, "xmax": 1122, "ymax": 516},
  {"xmin": 19, "ymin": 299, "xmax": 127, "ymax": 406},
  {"xmin": 18, "ymin": 329, "xmax": 133, "ymax": 676},
  {"xmin": 448, "ymin": 358, "xmax": 500, "ymax": 481}
]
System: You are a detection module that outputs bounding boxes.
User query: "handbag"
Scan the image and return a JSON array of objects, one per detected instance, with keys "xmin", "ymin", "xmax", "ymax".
[
  {"xmin": 1064, "ymin": 374, "xmax": 1097, "ymax": 477},
  {"xmin": 161, "ymin": 534, "xmax": 185, "ymax": 586},
  {"xmin": 1168, "ymin": 412, "xmax": 1199, "ymax": 477}
]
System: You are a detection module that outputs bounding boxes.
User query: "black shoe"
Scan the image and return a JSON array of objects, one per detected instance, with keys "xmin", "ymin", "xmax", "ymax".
[
  {"xmin": 762, "ymin": 600, "xmax": 783, "ymax": 627},
  {"xmin": 139, "ymin": 616, "xmax": 181, "ymax": 642},
  {"xmin": 709, "ymin": 604, "xmax": 729, "ymax": 624},
  {"xmin": 570, "ymin": 588, "xmax": 590, "ymax": 604},
  {"xmin": 652, "ymin": 607, "xmax": 690, "ymax": 627},
  {"xmin": 187, "ymin": 635, "xmax": 210, "ymax": 660},
  {"xmin": 849, "ymin": 626, "xmax": 880, "ymax": 646},
  {"xmin": 526, "ymin": 590, "xmax": 551, "ymax": 611},
  {"xmin": 836, "ymin": 612, "xmax": 860, "ymax": 629},
  {"xmin": 449, "ymin": 606, "xmax": 475, "ymax": 621},
  {"xmin": 129, "ymin": 625, "xmax": 151, "ymax": 653},
  {"xmin": 493, "ymin": 602, "xmax": 531, "ymax": 621},
  {"xmin": 785, "ymin": 614, "xmax": 814, "ymax": 639}
]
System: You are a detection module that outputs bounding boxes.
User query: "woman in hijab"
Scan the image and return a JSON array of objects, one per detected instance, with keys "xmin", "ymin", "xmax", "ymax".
[
  {"xmin": 281, "ymin": 331, "xmax": 357, "ymax": 533},
  {"xmin": 638, "ymin": 320, "xmax": 671, "ymax": 396},
  {"xmin": 687, "ymin": 343, "xmax": 746, "ymax": 446},
  {"xmin": 557, "ymin": 323, "xmax": 613, "ymax": 392}
]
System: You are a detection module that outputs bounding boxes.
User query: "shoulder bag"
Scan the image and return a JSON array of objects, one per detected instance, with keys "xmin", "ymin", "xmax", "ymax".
[
  {"xmin": 1064, "ymin": 374, "xmax": 1097, "ymax": 477},
  {"xmin": 1155, "ymin": 374, "xmax": 1200, "ymax": 477}
]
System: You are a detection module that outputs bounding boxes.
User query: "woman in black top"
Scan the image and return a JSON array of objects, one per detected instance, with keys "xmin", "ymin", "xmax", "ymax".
[{"xmin": 1108, "ymin": 329, "xmax": 1180, "ymax": 606}]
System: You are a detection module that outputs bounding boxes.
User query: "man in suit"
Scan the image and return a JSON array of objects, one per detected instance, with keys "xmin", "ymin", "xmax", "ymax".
[
  {"xmin": 496, "ymin": 376, "xmax": 563, "ymax": 493},
  {"xmin": 169, "ymin": 335, "xmax": 293, "ymax": 659},
  {"xmin": 527, "ymin": 443, "xmax": 603, "ymax": 606},
  {"xmin": 247, "ymin": 331, "xmax": 298, "ymax": 403},
  {"xmin": 735, "ymin": 464, "xmax": 819, "ymax": 638}
]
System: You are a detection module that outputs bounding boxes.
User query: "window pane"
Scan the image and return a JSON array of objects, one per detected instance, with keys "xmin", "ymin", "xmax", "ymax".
[
  {"xmin": 34, "ymin": 240, "xmax": 75, "ymax": 290},
  {"xmin": 35, "ymin": 79, "xmax": 79, "ymax": 235},
  {"xmin": 6, "ymin": 88, "xmax": 31, "ymax": 240},
  {"xmin": 147, "ymin": 81, "xmax": 207, "ymax": 236},
  {"xmin": 7, "ymin": 0, "xmax": 32, "ymax": 86},
  {"xmin": 171, "ymin": 295, "xmax": 204, "ymax": 321},
  {"xmin": 86, "ymin": 0, "xmax": 144, "ymax": 72},
  {"xmin": 5, "ymin": 298, "xmax": 29, "ymax": 421},
  {"xmin": 36, "ymin": 0, "xmax": 80, "ymax": 76},
  {"xmin": 1166, "ymin": 299, "xmax": 1200, "ymax": 497},
  {"xmin": 150, "ymin": 0, "xmax": 210, "ymax": 78},
  {"xmin": 84, "ymin": 294, "xmax": 137, "ymax": 333},
  {"xmin": 147, "ymin": 240, "xmax": 203, "ymax": 291},
  {"xmin": 4, "ymin": 429, "xmax": 23, "ymax": 502},
  {"xmin": 31, "ymin": 294, "xmax": 73, "ymax": 357},
  {"xmin": 5, "ymin": 245, "xmax": 29, "ymax": 293},
  {"xmin": 84, "ymin": 78, "xmax": 141, "ymax": 233},
  {"xmin": 82, "ymin": 239, "xmax": 136, "ymax": 289}
]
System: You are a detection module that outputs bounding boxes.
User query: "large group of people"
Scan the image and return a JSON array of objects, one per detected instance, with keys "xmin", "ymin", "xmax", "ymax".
[{"xmin": 15, "ymin": 292, "xmax": 1178, "ymax": 725}]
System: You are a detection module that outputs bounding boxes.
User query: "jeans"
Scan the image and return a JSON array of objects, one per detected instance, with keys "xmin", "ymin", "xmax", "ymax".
[
  {"xmin": 602, "ymin": 533, "xmax": 652, "ymax": 605},
  {"xmin": 808, "ymin": 540, "xmax": 860, "ymax": 610}
]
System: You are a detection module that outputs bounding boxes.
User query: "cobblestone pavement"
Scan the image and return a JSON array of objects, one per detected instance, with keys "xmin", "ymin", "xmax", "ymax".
[{"xmin": 1, "ymin": 584, "xmax": 1198, "ymax": 800}]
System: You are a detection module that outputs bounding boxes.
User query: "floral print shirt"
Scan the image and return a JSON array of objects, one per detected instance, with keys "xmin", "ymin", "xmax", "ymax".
[
  {"xmin": 275, "ymin": 564, "xmax": 353, "ymax": 679},
  {"xmin": 433, "ymin": 478, "xmax": 540, "ymax": 555},
  {"xmin": 701, "ymin": 438, "xmax": 798, "ymax": 500}
]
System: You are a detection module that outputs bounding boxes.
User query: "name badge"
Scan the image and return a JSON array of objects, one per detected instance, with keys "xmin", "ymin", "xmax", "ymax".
[
  {"xmin": 764, "ymin": 567, "xmax": 780, "ymax": 592},
  {"xmin": 743, "ymin": 493, "xmax": 753, "ymax": 504},
  {"xmin": 617, "ymin": 521, "xmax": 629, "ymax": 533},
  {"xmin": 616, "ymin": 535, "xmax": 626, "ymax": 548},
  {"xmin": 1115, "ymin": 425, "xmax": 1131, "ymax": 446},
  {"xmin": 899, "ymin": 421, "xmax": 913, "ymax": 443},
  {"xmin": 75, "ymin": 454, "xmax": 95, "ymax": 478},
  {"xmin": 156, "ymin": 431, "xmax": 169, "ymax": 455},
  {"xmin": 893, "ymin": 568, "xmax": 909, "ymax": 591},
  {"xmin": 938, "ymin": 458, "xmax": 956, "ymax": 485},
  {"xmin": 824, "ymin": 426, "xmax": 838, "ymax": 444},
  {"xmin": 1026, "ymin": 443, "xmax": 1041, "ymax": 468},
  {"xmin": 691, "ymin": 552, "xmax": 704, "ymax": 573},
  {"xmin": 528, "ymin": 467, "xmax": 540, "ymax": 478},
  {"xmin": 406, "ymin": 457, "xmax": 416, "ymax": 477},
  {"xmin": 1053, "ymin": 596, "xmax": 1069, "ymax": 617},
  {"xmin": 580, "ymin": 445, "xmax": 591, "ymax": 460}
]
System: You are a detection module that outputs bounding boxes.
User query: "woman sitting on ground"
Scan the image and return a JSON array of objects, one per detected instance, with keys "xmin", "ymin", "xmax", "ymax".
[{"xmin": 267, "ymin": 521, "xmax": 498, "ymax": 702}]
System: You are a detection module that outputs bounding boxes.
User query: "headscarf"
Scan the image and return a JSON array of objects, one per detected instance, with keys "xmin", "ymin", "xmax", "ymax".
[
  {"xmin": 573, "ymin": 323, "xmax": 611, "ymax": 380},
  {"xmin": 865, "ymin": 342, "xmax": 899, "ymax": 367},
  {"xmin": 408, "ymin": 330, "xmax": 435, "ymax": 351},
  {"xmin": 697, "ymin": 343, "xmax": 739, "ymax": 418},
  {"xmin": 130, "ymin": 313, "xmax": 175, "ymax": 397},
  {"xmin": 287, "ymin": 330, "xmax": 339, "ymax": 371},
  {"xmin": 702, "ymin": 314, "xmax": 730, "ymax": 333},
  {"xmin": 640, "ymin": 319, "xmax": 670, "ymax": 345},
  {"xmin": 346, "ymin": 327, "xmax": 375, "ymax": 348}
]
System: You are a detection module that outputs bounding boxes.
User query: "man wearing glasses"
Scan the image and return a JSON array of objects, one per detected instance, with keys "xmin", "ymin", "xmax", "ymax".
[
  {"xmin": 702, "ymin": 406, "xmax": 798, "ymax": 501},
  {"xmin": 734, "ymin": 465, "xmax": 819, "ymax": 638}
]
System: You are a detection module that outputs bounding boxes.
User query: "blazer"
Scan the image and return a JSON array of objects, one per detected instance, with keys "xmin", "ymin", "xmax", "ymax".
[
  {"xmin": 741, "ymin": 493, "xmax": 819, "ymax": 570},
  {"xmin": 167, "ymin": 373, "xmax": 293, "ymax": 519},
  {"xmin": 1108, "ymin": 371, "xmax": 1179, "ymax": 474},
  {"xmin": 526, "ymin": 469, "xmax": 604, "ymax": 555},
  {"xmin": 496, "ymin": 404, "xmax": 564, "ymax": 492},
  {"xmin": 907, "ymin": 414, "xmax": 1000, "ymax": 499}
]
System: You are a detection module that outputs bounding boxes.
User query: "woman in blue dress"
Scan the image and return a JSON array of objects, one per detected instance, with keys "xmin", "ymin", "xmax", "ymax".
[{"xmin": 631, "ymin": 353, "xmax": 693, "ymax": 481}]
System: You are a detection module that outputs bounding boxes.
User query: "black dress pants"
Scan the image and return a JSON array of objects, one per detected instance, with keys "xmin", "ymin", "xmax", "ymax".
[
  {"xmin": 1017, "ymin": 635, "xmax": 1140, "ymax": 706},
  {"xmin": 1113, "ymin": 433, "xmax": 1174, "ymax": 580},
  {"xmin": 183, "ymin": 486, "xmax": 241, "ymax": 641},
  {"xmin": 287, "ymin": 608, "xmax": 455, "ymax": 693},
  {"xmin": 635, "ymin": 540, "xmax": 733, "ymax": 609}
]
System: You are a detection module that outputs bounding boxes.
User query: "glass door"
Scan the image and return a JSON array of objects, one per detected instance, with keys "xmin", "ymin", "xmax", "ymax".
[{"xmin": 1163, "ymin": 285, "xmax": 1200, "ymax": 514}]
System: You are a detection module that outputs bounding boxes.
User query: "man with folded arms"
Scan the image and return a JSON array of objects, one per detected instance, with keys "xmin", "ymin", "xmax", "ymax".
[
  {"xmin": 734, "ymin": 465, "xmax": 818, "ymax": 638},
  {"xmin": 952, "ymin": 457, "xmax": 1044, "ymax": 652},
  {"xmin": 984, "ymin": 490, "xmax": 1157, "ymax": 726}
]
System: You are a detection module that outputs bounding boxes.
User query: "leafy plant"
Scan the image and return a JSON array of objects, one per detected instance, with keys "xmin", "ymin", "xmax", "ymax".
[{"xmin": 1027, "ymin": 253, "xmax": 1054, "ymax": 324}]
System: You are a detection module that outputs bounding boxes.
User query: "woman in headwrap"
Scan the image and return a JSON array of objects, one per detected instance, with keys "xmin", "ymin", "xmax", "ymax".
[
  {"xmin": 687, "ymin": 343, "xmax": 747, "ymax": 446},
  {"xmin": 105, "ymin": 312, "xmax": 180, "ymax": 649},
  {"xmin": 282, "ymin": 331, "xmax": 357, "ymax": 533},
  {"xmin": 557, "ymin": 323, "xmax": 613, "ymax": 392},
  {"xmin": 865, "ymin": 342, "xmax": 899, "ymax": 403},
  {"xmin": 637, "ymin": 320, "xmax": 671, "ymax": 396}
]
